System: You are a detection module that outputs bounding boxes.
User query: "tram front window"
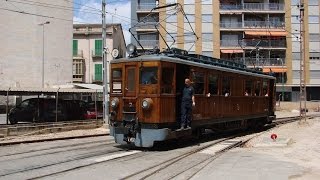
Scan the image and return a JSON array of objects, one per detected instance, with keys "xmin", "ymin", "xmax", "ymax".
[{"xmin": 140, "ymin": 67, "xmax": 158, "ymax": 84}]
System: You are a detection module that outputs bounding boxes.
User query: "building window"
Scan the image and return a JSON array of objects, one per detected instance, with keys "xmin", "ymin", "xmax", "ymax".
[
  {"xmin": 309, "ymin": 16, "xmax": 319, "ymax": 23},
  {"xmin": 309, "ymin": 0, "xmax": 319, "ymax": 5},
  {"xmin": 185, "ymin": 14, "xmax": 195, "ymax": 23},
  {"xmin": 167, "ymin": 14, "xmax": 177, "ymax": 22},
  {"xmin": 202, "ymin": 0, "xmax": 212, "ymax": 4},
  {"xmin": 309, "ymin": 34, "xmax": 320, "ymax": 41},
  {"xmin": 94, "ymin": 64, "xmax": 102, "ymax": 81},
  {"xmin": 184, "ymin": 0, "xmax": 194, "ymax": 4},
  {"xmin": 202, "ymin": 33, "xmax": 212, "ymax": 42},
  {"xmin": 73, "ymin": 40, "xmax": 78, "ymax": 56},
  {"xmin": 94, "ymin": 40, "xmax": 102, "ymax": 57},
  {"xmin": 202, "ymin": 14, "xmax": 212, "ymax": 22}
]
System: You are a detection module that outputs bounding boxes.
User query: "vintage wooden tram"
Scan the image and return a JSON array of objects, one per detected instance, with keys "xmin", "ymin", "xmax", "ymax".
[{"xmin": 109, "ymin": 46, "xmax": 276, "ymax": 147}]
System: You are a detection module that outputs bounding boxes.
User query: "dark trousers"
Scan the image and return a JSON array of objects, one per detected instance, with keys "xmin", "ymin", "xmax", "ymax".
[{"xmin": 181, "ymin": 102, "xmax": 192, "ymax": 127}]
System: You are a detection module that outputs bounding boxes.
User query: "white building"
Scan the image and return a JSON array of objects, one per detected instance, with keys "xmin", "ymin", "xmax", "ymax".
[
  {"xmin": 72, "ymin": 24, "xmax": 126, "ymax": 84},
  {"xmin": 0, "ymin": 0, "xmax": 73, "ymax": 89}
]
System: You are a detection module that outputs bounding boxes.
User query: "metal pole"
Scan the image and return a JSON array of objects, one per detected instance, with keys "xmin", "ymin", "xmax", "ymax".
[
  {"xmin": 6, "ymin": 88, "xmax": 10, "ymax": 125},
  {"xmin": 42, "ymin": 25, "xmax": 44, "ymax": 88},
  {"xmin": 39, "ymin": 21, "xmax": 50, "ymax": 88},
  {"xmin": 102, "ymin": 0, "xmax": 109, "ymax": 124},
  {"xmin": 95, "ymin": 90, "xmax": 97, "ymax": 121},
  {"xmin": 299, "ymin": 0, "xmax": 306, "ymax": 121},
  {"xmin": 56, "ymin": 88, "xmax": 60, "ymax": 122}
]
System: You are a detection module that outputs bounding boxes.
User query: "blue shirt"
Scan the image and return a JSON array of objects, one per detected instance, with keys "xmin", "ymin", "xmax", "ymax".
[{"xmin": 182, "ymin": 86, "xmax": 194, "ymax": 103}]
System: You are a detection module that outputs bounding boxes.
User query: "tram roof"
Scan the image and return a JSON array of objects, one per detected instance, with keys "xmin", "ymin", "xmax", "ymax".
[{"xmin": 111, "ymin": 54, "xmax": 276, "ymax": 80}]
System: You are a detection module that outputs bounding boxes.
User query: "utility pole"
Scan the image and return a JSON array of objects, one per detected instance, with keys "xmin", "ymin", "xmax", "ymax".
[
  {"xmin": 39, "ymin": 21, "xmax": 50, "ymax": 88},
  {"xmin": 299, "ymin": 0, "xmax": 307, "ymax": 121},
  {"xmin": 102, "ymin": 0, "xmax": 109, "ymax": 123}
]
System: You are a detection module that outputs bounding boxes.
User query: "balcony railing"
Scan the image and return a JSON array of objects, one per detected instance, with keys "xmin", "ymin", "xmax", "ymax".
[
  {"xmin": 138, "ymin": 40, "xmax": 159, "ymax": 49},
  {"xmin": 227, "ymin": 58, "xmax": 286, "ymax": 66},
  {"xmin": 135, "ymin": 22, "xmax": 158, "ymax": 29},
  {"xmin": 220, "ymin": 3, "xmax": 284, "ymax": 11},
  {"xmin": 73, "ymin": 49, "xmax": 83, "ymax": 57},
  {"xmin": 92, "ymin": 50, "xmax": 102, "ymax": 57},
  {"xmin": 220, "ymin": 21, "xmax": 285, "ymax": 29},
  {"xmin": 244, "ymin": 21, "xmax": 285, "ymax": 28},
  {"xmin": 244, "ymin": 3, "xmax": 284, "ymax": 11},
  {"xmin": 137, "ymin": 3, "xmax": 157, "ymax": 11},
  {"xmin": 220, "ymin": 22, "xmax": 242, "ymax": 28},
  {"xmin": 220, "ymin": 39, "xmax": 286, "ymax": 48},
  {"xmin": 242, "ymin": 39, "xmax": 286, "ymax": 48}
]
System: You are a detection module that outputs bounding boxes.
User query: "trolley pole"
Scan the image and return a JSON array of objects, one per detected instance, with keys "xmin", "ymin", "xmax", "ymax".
[
  {"xmin": 102, "ymin": 0, "xmax": 109, "ymax": 123},
  {"xmin": 299, "ymin": 0, "xmax": 307, "ymax": 121}
]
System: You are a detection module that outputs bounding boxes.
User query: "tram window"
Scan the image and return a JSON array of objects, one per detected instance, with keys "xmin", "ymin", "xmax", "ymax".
[
  {"xmin": 161, "ymin": 68, "xmax": 174, "ymax": 94},
  {"xmin": 112, "ymin": 69, "xmax": 122, "ymax": 93},
  {"xmin": 222, "ymin": 77, "xmax": 231, "ymax": 96},
  {"xmin": 255, "ymin": 81, "xmax": 262, "ymax": 96},
  {"xmin": 208, "ymin": 74, "xmax": 218, "ymax": 95},
  {"xmin": 140, "ymin": 67, "xmax": 158, "ymax": 84},
  {"xmin": 192, "ymin": 72, "xmax": 205, "ymax": 94},
  {"xmin": 245, "ymin": 80, "xmax": 253, "ymax": 96},
  {"xmin": 263, "ymin": 80, "xmax": 268, "ymax": 96},
  {"xmin": 128, "ymin": 68, "xmax": 135, "ymax": 91},
  {"xmin": 112, "ymin": 69, "xmax": 122, "ymax": 79}
]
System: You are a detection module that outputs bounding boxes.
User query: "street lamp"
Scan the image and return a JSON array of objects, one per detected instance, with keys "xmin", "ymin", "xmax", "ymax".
[
  {"xmin": 277, "ymin": 58, "xmax": 284, "ymax": 101},
  {"xmin": 38, "ymin": 21, "xmax": 50, "ymax": 88}
]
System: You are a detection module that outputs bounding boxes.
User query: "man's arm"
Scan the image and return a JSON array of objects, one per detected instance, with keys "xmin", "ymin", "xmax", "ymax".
[{"xmin": 192, "ymin": 95, "xmax": 195, "ymax": 106}]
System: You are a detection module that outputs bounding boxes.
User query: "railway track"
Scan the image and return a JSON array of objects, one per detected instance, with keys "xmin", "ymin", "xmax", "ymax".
[
  {"xmin": 0, "ymin": 114, "xmax": 315, "ymax": 179},
  {"xmin": 0, "ymin": 119, "xmax": 103, "ymax": 128}
]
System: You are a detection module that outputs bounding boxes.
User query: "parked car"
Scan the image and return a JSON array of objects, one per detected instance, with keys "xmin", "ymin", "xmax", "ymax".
[
  {"xmin": 8, "ymin": 98, "xmax": 87, "ymax": 124},
  {"xmin": 84, "ymin": 101, "xmax": 103, "ymax": 119}
]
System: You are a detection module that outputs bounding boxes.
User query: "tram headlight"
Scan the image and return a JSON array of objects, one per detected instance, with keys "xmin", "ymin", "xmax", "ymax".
[
  {"xmin": 110, "ymin": 97, "xmax": 119, "ymax": 109},
  {"xmin": 141, "ymin": 98, "xmax": 153, "ymax": 110}
]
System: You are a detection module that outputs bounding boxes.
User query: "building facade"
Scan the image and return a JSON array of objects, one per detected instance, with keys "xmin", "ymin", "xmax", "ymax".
[
  {"xmin": 0, "ymin": 0, "xmax": 73, "ymax": 89},
  {"xmin": 131, "ymin": 0, "xmax": 320, "ymax": 101},
  {"xmin": 72, "ymin": 24, "xmax": 126, "ymax": 84}
]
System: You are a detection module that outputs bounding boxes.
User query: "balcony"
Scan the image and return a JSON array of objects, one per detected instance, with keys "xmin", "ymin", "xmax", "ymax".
[
  {"xmin": 220, "ymin": 22, "xmax": 242, "ymax": 29},
  {"xmin": 244, "ymin": 21, "xmax": 285, "ymax": 29},
  {"xmin": 92, "ymin": 50, "xmax": 102, "ymax": 57},
  {"xmin": 135, "ymin": 22, "xmax": 158, "ymax": 30},
  {"xmin": 242, "ymin": 39, "xmax": 286, "ymax": 48},
  {"xmin": 73, "ymin": 49, "xmax": 83, "ymax": 58},
  {"xmin": 220, "ymin": 21, "xmax": 285, "ymax": 29},
  {"xmin": 220, "ymin": 39, "xmax": 286, "ymax": 48},
  {"xmin": 220, "ymin": 3, "xmax": 284, "ymax": 11},
  {"xmin": 137, "ymin": 3, "xmax": 158, "ymax": 12},
  {"xmin": 228, "ymin": 57, "xmax": 286, "ymax": 67},
  {"xmin": 243, "ymin": 3, "xmax": 284, "ymax": 11},
  {"xmin": 138, "ymin": 40, "xmax": 159, "ymax": 49}
]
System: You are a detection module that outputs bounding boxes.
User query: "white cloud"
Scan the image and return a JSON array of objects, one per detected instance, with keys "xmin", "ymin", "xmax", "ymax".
[{"xmin": 73, "ymin": 0, "xmax": 131, "ymax": 44}]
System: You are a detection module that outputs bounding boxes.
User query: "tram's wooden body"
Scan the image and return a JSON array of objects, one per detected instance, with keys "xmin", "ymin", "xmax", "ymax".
[{"xmin": 109, "ymin": 49, "xmax": 276, "ymax": 147}]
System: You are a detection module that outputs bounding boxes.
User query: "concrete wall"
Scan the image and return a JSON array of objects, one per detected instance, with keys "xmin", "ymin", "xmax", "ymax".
[{"xmin": 0, "ymin": 0, "xmax": 73, "ymax": 88}]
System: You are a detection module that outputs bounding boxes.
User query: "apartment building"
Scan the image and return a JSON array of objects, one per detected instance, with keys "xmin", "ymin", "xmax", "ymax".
[
  {"xmin": 131, "ymin": 0, "xmax": 320, "ymax": 101},
  {"xmin": 72, "ymin": 24, "xmax": 126, "ymax": 84},
  {"xmin": 0, "ymin": 0, "xmax": 73, "ymax": 88},
  {"xmin": 289, "ymin": 0, "xmax": 320, "ymax": 101}
]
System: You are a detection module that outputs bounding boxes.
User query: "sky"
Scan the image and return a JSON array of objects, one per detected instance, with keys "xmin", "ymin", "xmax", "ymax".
[{"xmin": 73, "ymin": 0, "xmax": 131, "ymax": 44}]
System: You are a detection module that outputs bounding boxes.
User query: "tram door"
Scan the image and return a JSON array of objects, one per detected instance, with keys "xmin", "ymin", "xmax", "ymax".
[
  {"xmin": 124, "ymin": 66, "xmax": 137, "ymax": 97},
  {"xmin": 175, "ymin": 64, "xmax": 190, "ymax": 122}
]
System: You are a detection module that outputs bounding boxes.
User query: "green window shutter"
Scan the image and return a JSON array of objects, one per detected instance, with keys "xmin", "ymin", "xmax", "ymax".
[
  {"xmin": 95, "ymin": 64, "xmax": 102, "ymax": 81},
  {"xmin": 73, "ymin": 40, "xmax": 78, "ymax": 56},
  {"xmin": 95, "ymin": 40, "xmax": 102, "ymax": 56}
]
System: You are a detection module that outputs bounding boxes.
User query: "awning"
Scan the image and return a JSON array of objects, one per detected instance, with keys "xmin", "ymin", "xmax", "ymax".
[
  {"xmin": 221, "ymin": 49, "xmax": 244, "ymax": 53},
  {"xmin": 245, "ymin": 31, "xmax": 287, "ymax": 36},
  {"xmin": 263, "ymin": 67, "xmax": 287, "ymax": 73}
]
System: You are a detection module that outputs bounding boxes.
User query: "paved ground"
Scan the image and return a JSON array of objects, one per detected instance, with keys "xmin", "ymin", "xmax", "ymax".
[
  {"xmin": 193, "ymin": 113, "xmax": 320, "ymax": 180},
  {"xmin": 1, "ymin": 111, "xmax": 320, "ymax": 179}
]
